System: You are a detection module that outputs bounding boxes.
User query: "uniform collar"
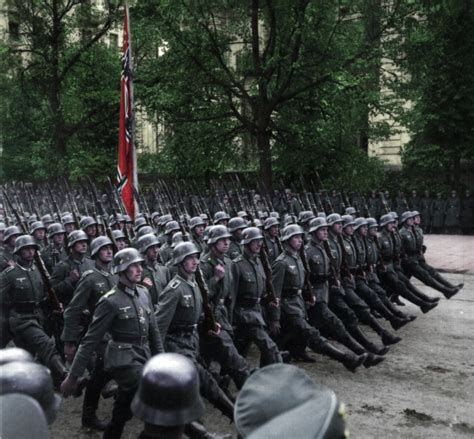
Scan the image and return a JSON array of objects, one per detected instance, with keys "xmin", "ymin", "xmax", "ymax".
[
  {"xmin": 118, "ymin": 281, "xmax": 138, "ymax": 297},
  {"xmin": 177, "ymin": 273, "xmax": 196, "ymax": 288}
]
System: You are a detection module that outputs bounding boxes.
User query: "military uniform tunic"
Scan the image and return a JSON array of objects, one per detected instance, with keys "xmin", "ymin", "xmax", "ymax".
[
  {"xmin": 227, "ymin": 239, "xmax": 242, "ymax": 261},
  {"xmin": 155, "ymin": 274, "xmax": 224, "ymax": 402},
  {"xmin": 271, "ymin": 249, "xmax": 328, "ymax": 354},
  {"xmin": 0, "ymin": 261, "xmax": 61, "ymax": 367},
  {"xmin": 0, "ymin": 247, "xmax": 16, "ymax": 272},
  {"xmin": 62, "ymin": 264, "xmax": 118, "ymax": 344},
  {"xmin": 264, "ymin": 234, "xmax": 280, "ymax": 264},
  {"xmin": 41, "ymin": 243, "xmax": 68, "ymax": 273},
  {"xmin": 141, "ymin": 261, "xmax": 170, "ymax": 307},
  {"xmin": 199, "ymin": 251, "xmax": 250, "ymax": 388},
  {"xmin": 51, "ymin": 256, "xmax": 95, "ymax": 306},
  {"xmin": 231, "ymin": 251, "xmax": 282, "ymax": 366}
]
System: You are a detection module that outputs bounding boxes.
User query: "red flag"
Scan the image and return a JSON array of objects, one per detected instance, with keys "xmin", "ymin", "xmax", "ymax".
[{"xmin": 117, "ymin": 5, "xmax": 137, "ymax": 220}]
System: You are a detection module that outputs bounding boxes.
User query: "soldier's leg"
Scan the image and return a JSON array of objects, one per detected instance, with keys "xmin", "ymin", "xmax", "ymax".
[
  {"xmin": 369, "ymin": 279, "xmax": 416, "ymax": 321},
  {"xmin": 381, "ymin": 269, "xmax": 438, "ymax": 312},
  {"xmin": 82, "ymin": 354, "xmax": 110, "ymax": 431},
  {"xmin": 104, "ymin": 365, "xmax": 142, "ymax": 439},
  {"xmin": 355, "ymin": 280, "xmax": 408, "ymax": 330},
  {"xmin": 249, "ymin": 325, "xmax": 282, "ymax": 366},
  {"xmin": 1, "ymin": 311, "xmax": 12, "ymax": 348},
  {"xmin": 420, "ymin": 259, "xmax": 464, "ymax": 290},
  {"xmin": 201, "ymin": 329, "xmax": 250, "ymax": 390},
  {"xmin": 405, "ymin": 261, "xmax": 457, "ymax": 297},
  {"xmin": 342, "ymin": 287, "xmax": 402, "ymax": 346},
  {"xmin": 291, "ymin": 316, "xmax": 367, "ymax": 372},
  {"xmin": 195, "ymin": 362, "xmax": 234, "ymax": 421},
  {"xmin": 233, "ymin": 324, "xmax": 252, "ymax": 359}
]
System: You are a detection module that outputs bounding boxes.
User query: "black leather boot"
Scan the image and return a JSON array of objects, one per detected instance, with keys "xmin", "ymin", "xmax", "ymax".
[
  {"xmin": 321, "ymin": 343, "xmax": 367, "ymax": 373},
  {"xmin": 348, "ymin": 325, "xmax": 390, "ymax": 355}
]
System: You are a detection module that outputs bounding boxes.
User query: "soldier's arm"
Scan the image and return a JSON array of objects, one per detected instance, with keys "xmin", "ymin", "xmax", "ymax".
[
  {"xmin": 61, "ymin": 273, "xmax": 93, "ymax": 343},
  {"xmin": 145, "ymin": 294, "xmax": 164, "ymax": 355},
  {"xmin": 69, "ymin": 297, "xmax": 116, "ymax": 378},
  {"xmin": 200, "ymin": 260, "xmax": 220, "ymax": 300},
  {"xmin": 51, "ymin": 263, "xmax": 75, "ymax": 303},
  {"xmin": 268, "ymin": 259, "xmax": 284, "ymax": 322},
  {"xmin": 229, "ymin": 261, "xmax": 240, "ymax": 323},
  {"xmin": 155, "ymin": 282, "xmax": 181, "ymax": 341},
  {"xmin": 0, "ymin": 270, "xmax": 13, "ymax": 302}
]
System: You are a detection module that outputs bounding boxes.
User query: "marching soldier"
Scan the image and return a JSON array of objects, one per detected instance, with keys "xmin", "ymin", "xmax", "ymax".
[
  {"xmin": 377, "ymin": 214, "xmax": 439, "ymax": 313},
  {"xmin": 0, "ymin": 235, "xmax": 71, "ymax": 384},
  {"xmin": 138, "ymin": 233, "xmax": 171, "ymax": 307},
  {"xmin": 306, "ymin": 217, "xmax": 386, "ymax": 364},
  {"xmin": 272, "ymin": 225, "xmax": 367, "ymax": 372},
  {"xmin": 399, "ymin": 212, "xmax": 460, "ymax": 299},
  {"xmin": 231, "ymin": 227, "xmax": 283, "ymax": 366},
  {"xmin": 30, "ymin": 221, "xmax": 47, "ymax": 250},
  {"xmin": 412, "ymin": 211, "xmax": 464, "ymax": 292},
  {"xmin": 189, "ymin": 216, "xmax": 206, "ymax": 253},
  {"xmin": 327, "ymin": 215, "xmax": 401, "ymax": 347},
  {"xmin": 227, "ymin": 217, "xmax": 247, "ymax": 260},
  {"xmin": 160, "ymin": 221, "xmax": 181, "ymax": 264},
  {"xmin": 263, "ymin": 216, "xmax": 281, "ymax": 264},
  {"xmin": 351, "ymin": 218, "xmax": 410, "ymax": 330},
  {"xmin": 61, "ymin": 248, "xmax": 164, "ymax": 438},
  {"xmin": 42, "ymin": 223, "xmax": 68, "ymax": 273},
  {"xmin": 199, "ymin": 225, "xmax": 251, "ymax": 390},
  {"xmin": 80, "ymin": 216, "xmax": 98, "ymax": 244},
  {"xmin": 112, "ymin": 229, "xmax": 129, "ymax": 250},
  {"xmin": 155, "ymin": 242, "xmax": 235, "ymax": 420},
  {"xmin": 367, "ymin": 191, "xmax": 381, "ymax": 220},
  {"xmin": 0, "ymin": 226, "xmax": 21, "ymax": 272},
  {"xmin": 62, "ymin": 214, "xmax": 77, "ymax": 234},
  {"xmin": 51, "ymin": 230, "xmax": 94, "ymax": 307},
  {"xmin": 62, "ymin": 236, "xmax": 118, "ymax": 431}
]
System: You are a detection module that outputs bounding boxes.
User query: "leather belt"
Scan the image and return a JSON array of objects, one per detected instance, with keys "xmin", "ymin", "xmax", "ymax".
[{"xmin": 112, "ymin": 335, "xmax": 148, "ymax": 345}]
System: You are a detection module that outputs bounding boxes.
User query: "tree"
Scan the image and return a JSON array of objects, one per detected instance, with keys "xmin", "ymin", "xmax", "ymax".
[
  {"xmin": 395, "ymin": 0, "xmax": 474, "ymax": 188},
  {"xmin": 1, "ymin": 0, "xmax": 121, "ymax": 181},
  {"xmin": 133, "ymin": 0, "xmax": 401, "ymax": 189}
]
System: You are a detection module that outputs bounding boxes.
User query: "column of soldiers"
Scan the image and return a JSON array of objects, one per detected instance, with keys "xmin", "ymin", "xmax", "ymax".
[{"xmin": 0, "ymin": 179, "xmax": 467, "ymax": 438}]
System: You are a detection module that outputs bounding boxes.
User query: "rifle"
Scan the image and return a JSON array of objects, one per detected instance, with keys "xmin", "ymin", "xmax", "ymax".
[
  {"xmin": 47, "ymin": 184, "xmax": 68, "ymax": 247},
  {"xmin": 63, "ymin": 178, "xmax": 81, "ymax": 230},
  {"xmin": 3, "ymin": 191, "xmax": 63, "ymax": 316},
  {"xmin": 87, "ymin": 177, "xmax": 118, "ymax": 252}
]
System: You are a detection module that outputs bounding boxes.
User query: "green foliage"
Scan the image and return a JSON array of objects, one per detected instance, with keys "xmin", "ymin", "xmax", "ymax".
[
  {"xmin": 395, "ymin": 0, "xmax": 474, "ymax": 187},
  {"xmin": 1, "ymin": 0, "xmax": 120, "ymax": 182}
]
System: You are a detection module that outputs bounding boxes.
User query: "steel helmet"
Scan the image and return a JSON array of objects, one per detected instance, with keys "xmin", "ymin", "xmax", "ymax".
[
  {"xmin": 207, "ymin": 225, "xmax": 232, "ymax": 245},
  {"xmin": 112, "ymin": 248, "xmax": 144, "ymax": 274},
  {"xmin": 131, "ymin": 353, "xmax": 205, "ymax": 426},
  {"xmin": 309, "ymin": 217, "xmax": 328, "ymax": 233},
  {"xmin": 241, "ymin": 227, "xmax": 264, "ymax": 245},
  {"xmin": 13, "ymin": 235, "xmax": 38, "ymax": 254},
  {"xmin": 90, "ymin": 236, "xmax": 113, "ymax": 258},
  {"xmin": 281, "ymin": 224, "xmax": 304, "ymax": 242},
  {"xmin": 67, "ymin": 230, "xmax": 89, "ymax": 248},
  {"xmin": 173, "ymin": 242, "xmax": 200, "ymax": 266}
]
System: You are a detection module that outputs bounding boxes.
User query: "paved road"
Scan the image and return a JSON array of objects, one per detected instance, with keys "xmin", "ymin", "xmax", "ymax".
[{"xmin": 51, "ymin": 238, "xmax": 474, "ymax": 438}]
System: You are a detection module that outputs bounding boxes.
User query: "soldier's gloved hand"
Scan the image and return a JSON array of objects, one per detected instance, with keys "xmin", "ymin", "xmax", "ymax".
[
  {"xmin": 64, "ymin": 342, "xmax": 77, "ymax": 364},
  {"xmin": 60, "ymin": 375, "xmax": 77, "ymax": 398},
  {"xmin": 142, "ymin": 277, "xmax": 153, "ymax": 287},
  {"xmin": 213, "ymin": 264, "xmax": 225, "ymax": 281},
  {"xmin": 68, "ymin": 269, "xmax": 80, "ymax": 283},
  {"xmin": 306, "ymin": 295, "xmax": 316, "ymax": 306},
  {"xmin": 269, "ymin": 320, "xmax": 281, "ymax": 336}
]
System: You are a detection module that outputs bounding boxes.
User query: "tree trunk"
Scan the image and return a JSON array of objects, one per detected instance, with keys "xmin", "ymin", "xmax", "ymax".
[{"xmin": 256, "ymin": 128, "xmax": 272, "ymax": 190}]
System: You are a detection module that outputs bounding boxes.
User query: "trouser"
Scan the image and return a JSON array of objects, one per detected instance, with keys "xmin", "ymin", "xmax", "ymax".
[
  {"xmin": 419, "ymin": 259, "xmax": 455, "ymax": 288},
  {"xmin": 309, "ymin": 301, "xmax": 355, "ymax": 341},
  {"xmin": 83, "ymin": 355, "xmax": 110, "ymax": 421},
  {"xmin": 403, "ymin": 260, "xmax": 451, "ymax": 294},
  {"xmin": 103, "ymin": 365, "xmax": 142, "ymax": 439},
  {"xmin": 355, "ymin": 278, "xmax": 399, "ymax": 322},
  {"xmin": 234, "ymin": 323, "xmax": 282, "ymax": 366},
  {"xmin": 281, "ymin": 313, "xmax": 328, "ymax": 354},
  {"xmin": 9, "ymin": 316, "xmax": 59, "ymax": 367},
  {"xmin": 1, "ymin": 311, "xmax": 12, "ymax": 348},
  {"xmin": 380, "ymin": 267, "xmax": 428, "ymax": 306},
  {"xmin": 200, "ymin": 328, "xmax": 250, "ymax": 389}
]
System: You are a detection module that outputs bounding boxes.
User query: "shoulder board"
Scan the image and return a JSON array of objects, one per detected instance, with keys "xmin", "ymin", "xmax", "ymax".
[
  {"xmin": 80, "ymin": 269, "xmax": 95, "ymax": 280},
  {"xmin": 103, "ymin": 287, "xmax": 117, "ymax": 298},
  {"xmin": 3, "ymin": 266, "xmax": 16, "ymax": 274},
  {"xmin": 275, "ymin": 253, "xmax": 286, "ymax": 262},
  {"xmin": 233, "ymin": 255, "xmax": 243, "ymax": 263},
  {"xmin": 169, "ymin": 278, "xmax": 181, "ymax": 289}
]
